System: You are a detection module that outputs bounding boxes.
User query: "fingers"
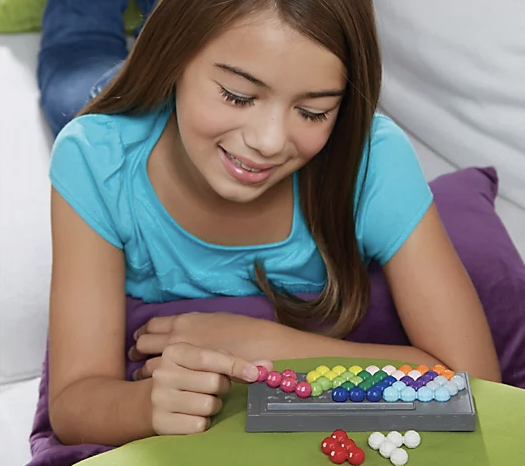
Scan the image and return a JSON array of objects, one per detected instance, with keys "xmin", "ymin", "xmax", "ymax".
[
  {"xmin": 252, "ymin": 360, "xmax": 273, "ymax": 372},
  {"xmin": 165, "ymin": 342, "xmax": 260, "ymax": 382},
  {"xmin": 152, "ymin": 386, "xmax": 223, "ymax": 417},
  {"xmin": 132, "ymin": 357, "xmax": 162, "ymax": 381},
  {"xmin": 129, "ymin": 333, "xmax": 172, "ymax": 361},
  {"xmin": 133, "ymin": 316, "xmax": 175, "ymax": 340},
  {"xmin": 152, "ymin": 411, "xmax": 211, "ymax": 435}
]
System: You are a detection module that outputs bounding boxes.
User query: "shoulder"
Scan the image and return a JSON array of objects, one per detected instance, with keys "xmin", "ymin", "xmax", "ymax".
[
  {"xmin": 49, "ymin": 109, "xmax": 168, "ymax": 248},
  {"xmin": 368, "ymin": 113, "xmax": 415, "ymax": 166},
  {"xmin": 52, "ymin": 109, "xmax": 162, "ymax": 157},
  {"xmin": 354, "ymin": 113, "xmax": 433, "ymax": 265}
]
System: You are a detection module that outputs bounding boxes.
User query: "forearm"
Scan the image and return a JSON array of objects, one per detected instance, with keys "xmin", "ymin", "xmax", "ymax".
[
  {"xmin": 264, "ymin": 329, "xmax": 442, "ymax": 368},
  {"xmin": 50, "ymin": 376, "xmax": 155, "ymax": 446}
]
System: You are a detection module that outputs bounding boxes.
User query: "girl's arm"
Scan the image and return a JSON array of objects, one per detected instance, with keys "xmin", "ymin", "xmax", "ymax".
[
  {"xmin": 48, "ymin": 187, "xmax": 155, "ymax": 445},
  {"xmin": 260, "ymin": 203, "xmax": 500, "ymax": 381},
  {"xmin": 131, "ymin": 204, "xmax": 501, "ymax": 383},
  {"xmin": 381, "ymin": 203, "xmax": 501, "ymax": 381}
]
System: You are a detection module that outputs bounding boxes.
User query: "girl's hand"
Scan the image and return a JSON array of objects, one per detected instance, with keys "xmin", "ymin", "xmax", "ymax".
[
  {"xmin": 129, "ymin": 313, "xmax": 278, "ymax": 371},
  {"xmin": 146, "ymin": 341, "xmax": 272, "ymax": 435}
]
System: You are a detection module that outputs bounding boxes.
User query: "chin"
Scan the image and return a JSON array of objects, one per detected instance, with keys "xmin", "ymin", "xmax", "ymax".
[
  {"xmin": 208, "ymin": 179, "xmax": 267, "ymax": 204},
  {"xmin": 215, "ymin": 186, "xmax": 264, "ymax": 204}
]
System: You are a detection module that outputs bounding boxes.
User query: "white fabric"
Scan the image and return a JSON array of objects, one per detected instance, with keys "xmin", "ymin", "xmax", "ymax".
[
  {"xmin": 0, "ymin": 34, "xmax": 51, "ymax": 387},
  {"xmin": 0, "ymin": 378, "xmax": 41, "ymax": 466},
  {"xmin": 374, "ymin": 0, "xmax": 525, "ymax": 211}
]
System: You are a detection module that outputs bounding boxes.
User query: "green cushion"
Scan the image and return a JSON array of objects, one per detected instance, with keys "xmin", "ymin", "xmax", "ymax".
[
  {"xmin": 0, "ymin": 0, "xmax": 142, "ymax": 34},
  {"xmin": 76, "ymin": 358, "xmax": 524, "ymax": 466}
]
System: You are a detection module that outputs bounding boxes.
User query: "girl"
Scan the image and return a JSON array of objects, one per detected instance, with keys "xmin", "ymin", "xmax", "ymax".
[{"xmin": 46, "ymin": 0, "xmax": 500, "ymax": 451}]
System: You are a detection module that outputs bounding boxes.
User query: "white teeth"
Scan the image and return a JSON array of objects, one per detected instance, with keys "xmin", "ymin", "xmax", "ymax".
[{"xmin": 225, "ymin": 151, "xmax": 262, "ymax": 172}]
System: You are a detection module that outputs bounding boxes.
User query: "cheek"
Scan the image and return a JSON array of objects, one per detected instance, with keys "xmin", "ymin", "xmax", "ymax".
[
  {"xmin": 176, "ymin": 90, "xmax": 233, "ymax": 144},
  {"xmin": 294, "ymin": 126, "xmax": 333, "ymax": 162}
]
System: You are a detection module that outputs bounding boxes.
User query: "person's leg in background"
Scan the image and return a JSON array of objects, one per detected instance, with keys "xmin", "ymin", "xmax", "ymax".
[{"xmin": 37, "ymin": 0, "xmax": 135, "ymax": 136}]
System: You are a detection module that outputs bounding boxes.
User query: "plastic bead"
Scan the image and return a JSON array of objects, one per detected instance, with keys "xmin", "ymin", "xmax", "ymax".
[
  {"xmin": 391, "ymin": 370, "xmax": 405, "ymax": 380},
  {"xmin": 382, "ymin": 364, "xmax": 397, "ymax": 375},
  {"xmin": 416, "ymin": 386, "xmax": 434, "ymax": 402},
  {"xmin": 295, "ymin": 381, "xmax": 312, "ymax": 398},
  {"xmin": 349, "ymin": 386, "xmax": 365, "ymax": 402},
  {"xmin": 347, "ymin": 447, "xmax": 365, "ymax": 465},
  {"xmin": 306, "ymin": 370, "xmax": 321, "ymax": 383},
  {"xmin": 266, "ymin": 371, "xmax": 282, "ymax": 388},
  {"xmin": 256, "ymin": 365, "xmax": 268, "ymax": 383},
  {"xmin": 415, "ymin": 364, "xmax": 429, "ymax": 374},
  {"xmin": 368, "ymin": 432, "xmax": 386, "ymax": 450},
  {"xmin": 321, "ymin": 436, "xmax": 339, "ymax": 455},
  {"xmin": 392, "ymin": 381, "xmax": 407, "ymax": 391},
  {"xmin": 444, "ymin": 380, "xmax": 459, "ymax": 396},
  {"xmin": 386, "ymin": 431, "xmax": 404, "ymax": 448},
  {"xmin": 332, "ymin": 387, "xmax": 349, "ymax": 402},
  {"xmin": 383, "ymin": 386, "xmax": 400, "ymax": 402},
  {"xmin": 332, "ymin": 365, "xmax": 347, "ymax": 375},
  {"xmin": 280, "ymin": 376, "xmax": 297, "ymax": 393},
  {"xmin": 379, "ymin": 439, "xmax": 397, "ymax": 458},
  {"xmin": 310, "ymin": 381, "xmax": 324, "ymax": 397},
  {"xmin": 403, "ymin": 430, "xmax": 421, "ymax": 448},
  {"xmin": 450, "ymin": 375, "xmax": 466, "ymax": 391},
  {"xmin": 366, "ymin": 386, "xmax": 383, "ymax": 402},
  {"xmin": 400, "ymin": 386, "xmax": 417, "ymax": 402},
  {"xmin": 390, "ymin": 448, "xmax": 409, "ymax": 466},
  {"xmin": 434, "ymin": 386, "xmax": 451, "ymax": 402}
]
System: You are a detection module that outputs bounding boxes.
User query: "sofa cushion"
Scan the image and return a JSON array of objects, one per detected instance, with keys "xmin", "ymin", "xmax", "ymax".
[{"xmin": 374, "ymin": 0, "xmax": 525, "ymax": 211}]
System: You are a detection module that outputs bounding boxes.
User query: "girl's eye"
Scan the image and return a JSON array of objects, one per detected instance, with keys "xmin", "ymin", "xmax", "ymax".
[
  {"xmin": 219, "ymin": 85, "xmax": 329, "ymax": 122},
  {"xmin": 298, "ymin": 109, "xmax": 329, "ymax": 122},
  {"xmin": 219, "ymin": 86, "xmax": 254, "ymax": 106}
]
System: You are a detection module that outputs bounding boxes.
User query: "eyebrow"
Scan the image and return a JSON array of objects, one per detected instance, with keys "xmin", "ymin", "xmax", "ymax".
[{"xmin": 214, "ymin": 63, "xmax": 345, "ymax": 98}]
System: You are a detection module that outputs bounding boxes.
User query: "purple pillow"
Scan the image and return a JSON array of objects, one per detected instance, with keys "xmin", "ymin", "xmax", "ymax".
[{"xmin": 28, "ymin": 167, "xmax": 525, "ymax": 466}]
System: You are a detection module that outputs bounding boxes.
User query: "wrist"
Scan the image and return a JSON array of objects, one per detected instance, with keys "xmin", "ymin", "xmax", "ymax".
[{"xmin": 136, "ymin": 377, "xmax": 157, "ymax": 437}]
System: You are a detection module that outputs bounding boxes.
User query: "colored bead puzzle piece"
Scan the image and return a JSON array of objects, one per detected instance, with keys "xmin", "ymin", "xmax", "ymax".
[{"xmin": 247, "ymin": 364, "xmax": 475, "ymax": 432}]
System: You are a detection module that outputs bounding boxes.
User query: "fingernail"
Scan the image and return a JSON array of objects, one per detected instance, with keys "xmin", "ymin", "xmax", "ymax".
[
  {"xmin": 242, "ymin": 365, "xmax": 259, "ymax": 381},
  {"xmin": 132, "ymin": 370, "xmax": 138, "ymax": 381}
]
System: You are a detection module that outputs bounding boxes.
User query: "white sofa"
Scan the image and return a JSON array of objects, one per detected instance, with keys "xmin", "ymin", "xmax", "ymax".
[{"xmin": 1, "ymin": 3, "xmax": 524, "ymax": 465}]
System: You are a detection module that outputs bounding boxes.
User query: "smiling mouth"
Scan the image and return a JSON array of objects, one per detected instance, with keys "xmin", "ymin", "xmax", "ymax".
[{"xmin": 224, "ymin": 151, "xmax": 263, "ymax": 172}]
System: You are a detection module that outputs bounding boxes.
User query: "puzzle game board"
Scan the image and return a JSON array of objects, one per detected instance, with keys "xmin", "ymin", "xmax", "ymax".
[{"xmin": 246, "ymin": 364, "xmax": 476, "ymax": 433}]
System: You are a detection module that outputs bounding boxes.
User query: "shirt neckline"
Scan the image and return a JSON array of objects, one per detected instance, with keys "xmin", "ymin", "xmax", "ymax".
[{"xmin": 139, "ymin": 107, "xmax": 302, "ymax": 251}]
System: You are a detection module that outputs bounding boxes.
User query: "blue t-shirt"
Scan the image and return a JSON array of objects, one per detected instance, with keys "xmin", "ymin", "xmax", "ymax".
[{"xmin": 49, "ymin": 107, "xmax": 433, "ymax": 302}]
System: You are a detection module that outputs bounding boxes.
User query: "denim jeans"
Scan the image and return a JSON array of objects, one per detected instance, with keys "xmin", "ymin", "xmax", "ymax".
[{"xmin": 37, "ymin": 0, "xmax": 157, "ymax": 136}]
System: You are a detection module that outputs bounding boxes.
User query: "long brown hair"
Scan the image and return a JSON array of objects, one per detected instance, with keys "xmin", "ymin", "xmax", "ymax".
[{"xmin": 81, "ymin": 0, "xmax": 382, "ymax": 338}]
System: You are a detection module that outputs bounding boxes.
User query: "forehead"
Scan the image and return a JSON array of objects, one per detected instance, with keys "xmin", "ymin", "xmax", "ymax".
[{"xmin": 193, "ymin": 9, "xmax": 346, "ymax": 91}]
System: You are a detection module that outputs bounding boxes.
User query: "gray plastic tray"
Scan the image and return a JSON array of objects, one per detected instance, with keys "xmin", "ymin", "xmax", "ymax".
[{"xmin": 246, "ymin": 371, "xmax": 476, "ymax": 432}]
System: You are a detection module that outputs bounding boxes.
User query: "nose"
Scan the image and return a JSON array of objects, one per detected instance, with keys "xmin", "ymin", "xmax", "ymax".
[{"xmin": 242, "ymin": 105, "xmax": 288, "ymax": 158}]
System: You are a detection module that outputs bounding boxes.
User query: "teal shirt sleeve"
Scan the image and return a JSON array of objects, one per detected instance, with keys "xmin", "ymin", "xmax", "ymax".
[
  {"xmin": 49, "ymin": 115, "xmax": 126, "ymax": 249},
  {"xmin": 355, "ymin": 115, "xmax": 434, "ymax": 265}
]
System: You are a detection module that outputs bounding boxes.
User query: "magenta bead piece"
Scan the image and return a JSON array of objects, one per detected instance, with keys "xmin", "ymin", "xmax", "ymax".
[
  {"xmin": 256, "ymin": 365, "xmax": 269, "ymax": 383},
  {"xmin": 281, "ymin": 369, "xmax": 297, "ymax": 379},
  {"xmin": 295, "ymin": 381, "xmax": 312, "ymax": 398},
  {"xmin": 280, "ymin": 376, "xmax": 298, "ymax": 393},
  {"xmin": 266, "ymin": 371, "xmax": 282, "ymax": 388}
]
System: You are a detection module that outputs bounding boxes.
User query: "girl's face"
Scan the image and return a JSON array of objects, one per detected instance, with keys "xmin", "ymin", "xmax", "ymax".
[{"xmin": 175, "ymin": 9, "xmax": 346, "ymax": 203}]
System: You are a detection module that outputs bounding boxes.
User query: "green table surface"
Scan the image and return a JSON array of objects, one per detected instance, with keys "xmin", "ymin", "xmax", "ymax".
[{"xmin": 77, "ymin": 358, "xmax": 524, "ymax": 466}]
